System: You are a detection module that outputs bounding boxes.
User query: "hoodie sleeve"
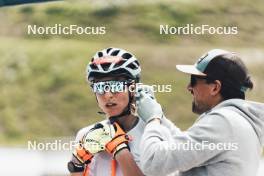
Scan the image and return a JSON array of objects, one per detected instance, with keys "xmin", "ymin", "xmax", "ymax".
[{"xmin": 140, "ymin": 113, "xmax": 235, "ymax": 176}]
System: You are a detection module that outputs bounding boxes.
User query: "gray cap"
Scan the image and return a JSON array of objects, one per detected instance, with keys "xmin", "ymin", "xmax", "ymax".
[{"xmin": 176, "ymin": 49, "xmax": 234, "ymax": 76}]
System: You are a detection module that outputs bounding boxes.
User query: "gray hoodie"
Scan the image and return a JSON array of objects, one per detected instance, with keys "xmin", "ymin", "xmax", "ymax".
[{"xmin": 140, "ymin": 99, "xmax": 264, "ymax": 176}]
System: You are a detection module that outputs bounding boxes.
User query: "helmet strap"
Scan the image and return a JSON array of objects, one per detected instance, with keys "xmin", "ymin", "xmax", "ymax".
[{"xmin": 109, "ymin": 90, "xmax": 133, "ymax": 124}]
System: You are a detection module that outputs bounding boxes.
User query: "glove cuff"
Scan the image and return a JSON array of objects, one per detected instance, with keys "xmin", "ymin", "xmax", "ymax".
[
  {"xmin": 113, "ymin": 143, "xmax": 129, "ymax": 158},
  {"xmin": 105, "ymin": 134, "xmax": 130, "ymax": 154},
  {"xmin": 73, "ymin": 147, "xmax": 93, "ymax": 164}
]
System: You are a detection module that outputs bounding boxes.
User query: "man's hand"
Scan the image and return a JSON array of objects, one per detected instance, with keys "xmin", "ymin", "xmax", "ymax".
[
  {"xmin": 136, "ymin": 84, "xmax": 155, "ymax": 99},
  {"xmin": 136, "ymin": 89, "xmax": 163, "ymax": 123}
]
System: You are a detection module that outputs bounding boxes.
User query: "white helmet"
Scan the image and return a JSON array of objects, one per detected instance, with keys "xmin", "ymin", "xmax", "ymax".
[{"xmin": 87, "ymin": 47, "xmax": 141, "ymax": 82}]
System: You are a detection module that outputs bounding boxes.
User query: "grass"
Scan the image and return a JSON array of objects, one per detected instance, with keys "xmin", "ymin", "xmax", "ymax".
[
  {"xmin": 0, "ymin": 0, "xmax": 264, "ymax": 45},
  {"xmin": 0, "ymin": 0, "xmax": 264, "ymax": 144},
  {"xmin": 0, "ymin": 37, "xmax": 263, "ymax": 145}
]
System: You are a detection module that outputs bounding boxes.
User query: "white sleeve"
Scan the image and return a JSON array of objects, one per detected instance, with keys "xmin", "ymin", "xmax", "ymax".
[
  {"xmin": 140, "ymin": 113, "xmax": 234, "ymax": 176},
  {"xmin": 161, "ymin": 117, "xmax": 182, "ymax": 136}
]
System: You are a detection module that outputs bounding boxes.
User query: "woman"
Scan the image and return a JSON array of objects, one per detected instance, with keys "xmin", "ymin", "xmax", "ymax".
[{"xmin": 67, "ymin": 47, "xmax": 146, "ymax": 176}]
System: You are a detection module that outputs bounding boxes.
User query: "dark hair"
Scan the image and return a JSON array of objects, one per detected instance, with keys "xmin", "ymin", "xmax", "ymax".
[{"xmin": 204, "ymin": 54, "xmax": 253, "ymax": 100}]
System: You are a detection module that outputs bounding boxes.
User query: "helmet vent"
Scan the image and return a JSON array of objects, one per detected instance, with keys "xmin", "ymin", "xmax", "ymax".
[
  {"xmin": 113, "ymin": 60, "xmax": 126, "ymax": 68},
  {"xmin": 127, "ymin": 62, "xmax": 137, "ymax": 70},
  {"xmin": 90, "ymin": 64, "xmax": 99, "ymax": 70},
  {"xmin": 111, "ymin": 50, "xmax": 120, "ymax": 56},
  {"xmin": 98, "ymin": 52, "xmax": 103, "ymax": 57},
  {"xmin": 106, "ymin": 48, "xmax": 112, "ymax": 53},
  {"xmin": 122, "ymin": 53, "xmax": 132, "ymax": 60},
  {"xmin": 102, "ymin": 63, "xmax": 111, "ymax": 71},
  {"xmin": 135, "ymin": 60, "xmax": 140, "ymax": 66}
]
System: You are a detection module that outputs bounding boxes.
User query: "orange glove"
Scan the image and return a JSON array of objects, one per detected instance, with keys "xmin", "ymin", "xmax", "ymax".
[
  {"xmin": 72, "ymin": 122, "xmax": 108, "ymax": 164},
  {"xmin": 68, "ymin": 140, "xmax": 93, "ymax": 173},
  {"xmin": 105, "ymin": 122, "xmax": 131, "ymax": 157},
  {"xmin": 73, "ymin": 140, "xmax": 93, "ymax": 165}
]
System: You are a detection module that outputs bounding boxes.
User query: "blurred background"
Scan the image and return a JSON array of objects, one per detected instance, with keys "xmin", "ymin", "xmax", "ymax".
[{"xmin": 0, "ymin": 0, "xmax": 263, "ymax": 175}]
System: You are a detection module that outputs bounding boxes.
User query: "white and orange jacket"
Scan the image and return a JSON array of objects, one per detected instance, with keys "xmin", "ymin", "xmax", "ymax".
[{"xmin": 75, "ymin": 118, "xmax": 146, "ymax": 176}]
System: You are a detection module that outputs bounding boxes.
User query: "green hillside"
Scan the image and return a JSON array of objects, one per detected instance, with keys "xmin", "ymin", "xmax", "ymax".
[
  {"xmin": 1, "ymin": 0, "xmax": 264, "ymax": 45},
  {"xmin": 0, "ymin": 0, "xmax": 263, "ymax": 145}
]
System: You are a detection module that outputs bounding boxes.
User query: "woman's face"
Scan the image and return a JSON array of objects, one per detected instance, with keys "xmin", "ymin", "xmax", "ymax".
[{"xmin": 94, "ymin": 77, "xmax": 131, "ymax": 118}]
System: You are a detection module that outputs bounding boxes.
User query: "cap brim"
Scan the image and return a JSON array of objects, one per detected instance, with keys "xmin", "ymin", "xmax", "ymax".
[{"xmin": 176, "ymin": 65, "xmax": 207, "ymax": 76}]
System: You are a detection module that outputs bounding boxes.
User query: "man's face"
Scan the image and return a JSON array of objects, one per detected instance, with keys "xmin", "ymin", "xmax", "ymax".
[
  {"xmin": 187, "ymin": 75, "xmax": 214, "ymax": 114},
  {"xmin": 92, "ymin": 76, "xmax": 131, "ymax": 118}
]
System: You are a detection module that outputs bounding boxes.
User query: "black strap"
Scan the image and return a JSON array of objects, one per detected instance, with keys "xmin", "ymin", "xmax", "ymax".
[
  {"xmin": 109, "ymin": 90, "xmax": 133, "ymax": 124},
  {"xmin": 67, "ymin": 161, "xmax": 85, "ymax": 173}
]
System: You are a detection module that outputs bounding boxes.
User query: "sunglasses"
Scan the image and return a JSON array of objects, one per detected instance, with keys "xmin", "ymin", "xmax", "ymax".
[
  {"xmin": 190, "ymin": 75, "xmax": 209, "ymax": 87},
  {"xmin": 91, "ymin": 80, "xmax": 133, "ymax": 94}
]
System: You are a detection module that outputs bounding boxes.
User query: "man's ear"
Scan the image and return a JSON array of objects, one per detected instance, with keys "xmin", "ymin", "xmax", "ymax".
[{"xmin": 211, "ymin": 80, "xmax": 222, "ymax": 96}]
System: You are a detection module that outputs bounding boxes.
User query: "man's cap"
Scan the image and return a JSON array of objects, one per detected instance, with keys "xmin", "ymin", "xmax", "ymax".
[
  {"xmin": 176, "ymin": 49, "xmax": 251, "ymax": 93},
  {"xmin": 176, "ymin": 49, "xmax": 234, "ymax": 76}
]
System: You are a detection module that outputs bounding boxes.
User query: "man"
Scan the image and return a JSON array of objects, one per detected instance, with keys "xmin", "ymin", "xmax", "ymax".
[
  {"xmin": 136, "ymin": 49, "xmax": 264, "ymax": 176},
  {"xmin": 67, "ymin": 47, "xmax": 146, "ymax": 176}
]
